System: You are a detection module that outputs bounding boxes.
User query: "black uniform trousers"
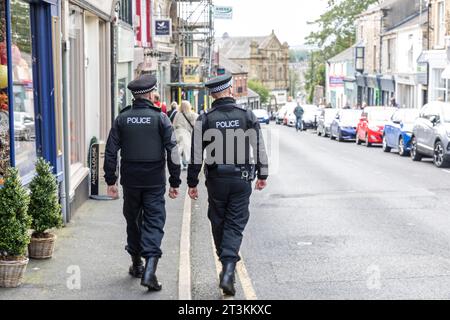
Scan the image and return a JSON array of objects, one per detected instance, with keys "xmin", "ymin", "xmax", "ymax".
[
  {"xmin": 122, "ymin": 186, "xmax": 166, "ymax": 259},
  {"xmin": 206, "ymin": 177, "xmax": 252, "ymax": 263}
]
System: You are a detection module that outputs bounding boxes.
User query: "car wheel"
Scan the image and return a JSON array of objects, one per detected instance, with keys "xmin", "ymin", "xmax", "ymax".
[
  {"xmin": 434, "ymin": 140, "xmax": 450, "ymax": 168},
  {"xmin": 398, "ymin": 137, "xmax": 408, "ymax": 157},
  {"xmin": 330, "ymin": 131, "xmax": 336, "ymax": 140},
  {"xmin": 338, "ymin": 130, "xmax": 343, "ymax": 142},
  {"xmin": 317, "ymin": 127, "xmax": 322, "ymax": 136},
  {"xmin": 410, "ymin": 136, "xmax": 422, "ymax": 162},
  {"xmin": 366, "ymin": 134, "xmax": 372, "ymax": 147},
  {"xmin": 356, "ymin": 132, "xmax": 362, "ymax": 145},
  {"xmin": 382, "ymin": 135, "xmax": 391, "ymax": 153}
]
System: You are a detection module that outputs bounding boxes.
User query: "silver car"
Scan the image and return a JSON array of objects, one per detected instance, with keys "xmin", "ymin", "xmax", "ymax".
[{"xmin": 411, "ymin": 102, "xmax": 450, "ymax": 168}]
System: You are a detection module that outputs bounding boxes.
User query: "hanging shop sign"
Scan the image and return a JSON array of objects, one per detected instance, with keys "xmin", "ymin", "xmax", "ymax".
[
  {"xmin": 155, "ymin": 19, "xmax": 171, "ymax": 37},
  {"xmin": 183, "ymin": 57, "xmax": 201, "ymax": 83},
  {"xmin": 214, "ymin": 6, "xmax": 233, "ymax": 20}
]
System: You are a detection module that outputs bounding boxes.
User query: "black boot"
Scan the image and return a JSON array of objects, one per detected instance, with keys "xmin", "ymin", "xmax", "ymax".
[
  {"xmin": 129, "ymin": 255, "xmax": 144, "ymax": 278},
  {"xmin": 220, "ymin": 262, "xmax": 236, "ymax": 296},
  {"xmin": 141, "ymin": 257, "xmax": 162, "ymax": 291}
]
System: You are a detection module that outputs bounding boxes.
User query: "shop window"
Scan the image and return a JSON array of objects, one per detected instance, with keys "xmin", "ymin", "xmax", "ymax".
[
  {"xmin": 0, "ymin": 0, "xmax": 10, "ymax": 184},
  {"xmin": 118, "ymin": 78, "xmax": 127, "ymax": 111},
  {"xmin": 68, "ymin": 6, "xmax": 85, "ymax": 167},
  {"xmin": 433, "ymin": 68, "xmax": 446, "ymax": 101},
  {"xmin": 11, "ymin": 0, "xmax": 37, "ymax": 179},
  {"xmin": 119, "ymin": 0, "xmax": 133, "ymax": 26}
]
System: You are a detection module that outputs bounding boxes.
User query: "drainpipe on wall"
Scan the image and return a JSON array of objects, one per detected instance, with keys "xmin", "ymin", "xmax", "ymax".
[{"xmin": 61, "ymin": 1, "xmax": 71, "ymax": 224}]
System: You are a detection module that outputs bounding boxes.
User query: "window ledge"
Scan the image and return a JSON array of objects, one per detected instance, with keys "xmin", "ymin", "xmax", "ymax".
[{"xmin": 70, "ymin": 164, "xmax": 90, "ymax": 198}]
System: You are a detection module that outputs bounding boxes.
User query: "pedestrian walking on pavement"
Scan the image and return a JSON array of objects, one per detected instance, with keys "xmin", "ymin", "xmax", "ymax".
[
  {"xmin": 168, "ymin": 101, "xmax": 178, "ymax": 123},
  {"xmin": 173, "ymin": 100, "xmax": 198, "ymax": 171},
  {"xmin": 294, "ymin": 103, "xmax": 304, "ymax": 132},
  {"xmin": 154, "ymin": 92, "xmax": 167, "ymax": 114},
  {"xmin": 187, "ymin": 73, "xmax": 269, "ymax": 296},
  {"xmin": 103, "ymin": 74, "xmax": 181, "ymax": 291}
]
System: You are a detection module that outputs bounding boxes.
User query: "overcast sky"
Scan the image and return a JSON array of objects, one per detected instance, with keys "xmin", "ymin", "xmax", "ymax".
[{"xmin": 213, "ymin": 0, "xmax": 329, "ymax": 47}]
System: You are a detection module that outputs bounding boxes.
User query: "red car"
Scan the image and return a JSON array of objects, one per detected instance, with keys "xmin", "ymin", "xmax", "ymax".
[{"xmin": 356, "ymin": 107, "xmax": 397, "ymax": 147}]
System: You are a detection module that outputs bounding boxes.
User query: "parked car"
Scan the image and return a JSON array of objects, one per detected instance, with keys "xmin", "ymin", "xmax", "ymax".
[
  {"xmin": 301, "ymin": 104, "xmax": 320, "ymax": 130},
  {"xmin": 275, "ymin": 105, "xmax": 289, "ymax": 125},
  {"xmin": 252, "ymin": 109, "xmax": 270, "ymax": 125},
  {"xmin": 284, "ymin": 103, "xmax": 298, "ymax": 127},
  {"xmin": 317, "ymin": 108, "xmax": 338, "ymax": 137},
  {"xmin": 410, "ymin": 101, "xmax": 450, "ymax": 168},
  {"xmin": 356, "ymin": 107, "xmax": 397, "ymax": 147},
  {"xmin": 382, "ymin": 108, "xmax": 420, "ymax": 156},
  {"xmin": 330, "ymin": 109, "xmax": 362, "ymax": 141},
  {"xmin": 14, "ymin": 112, "xmax": 34, "ymax": 141}
]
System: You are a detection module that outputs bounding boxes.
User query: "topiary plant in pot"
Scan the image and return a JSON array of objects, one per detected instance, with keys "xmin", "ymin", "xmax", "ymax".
[
  {"xmin": 28, "ymin": 158, "xmax": 62, "ymax": 259},
  {"xmin": 0, "ymin": 167, "xmax": 31, "ymax": 288}
]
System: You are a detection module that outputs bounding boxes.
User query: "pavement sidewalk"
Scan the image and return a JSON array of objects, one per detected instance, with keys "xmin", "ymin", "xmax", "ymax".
[{"xmin": 0, "ymin": 184, "xmax": 186, "ymax": 300}]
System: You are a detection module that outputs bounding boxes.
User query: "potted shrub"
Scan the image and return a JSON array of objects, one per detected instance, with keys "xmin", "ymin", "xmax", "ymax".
[
  {"xmin": 28, "ymin": 158, "xmax": 62, "ymax": 259},
  {"xmin": 0, "ymin": 167, "xmax": 31, "ymax": 288}
]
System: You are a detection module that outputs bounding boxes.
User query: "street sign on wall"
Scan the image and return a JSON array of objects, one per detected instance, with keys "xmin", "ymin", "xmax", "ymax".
[
  {"xmin": 329, "ymin": 76, "xmax": 345, "ymax": 87},
  {"xmin": 155, "ymin": 19, "xmax": 171, "ymax": 36},
  {"xmin": 214, "ymin": 6, "xmax": 233, "ymax": 19}
]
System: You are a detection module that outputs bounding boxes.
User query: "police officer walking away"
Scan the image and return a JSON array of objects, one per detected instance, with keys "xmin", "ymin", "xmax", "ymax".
[
  {"xmin": 187, "ymin": 73, "xmax": 269, "ymax": 296},
  {"xmin": 104, "ymin": 74, "xmax": 181, "ymax": 291}
]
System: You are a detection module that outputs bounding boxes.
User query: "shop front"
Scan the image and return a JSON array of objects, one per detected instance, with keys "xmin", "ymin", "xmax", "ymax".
[{"xmin": 0, "ymin": 0, "xmax": 62, "ymax": 186}]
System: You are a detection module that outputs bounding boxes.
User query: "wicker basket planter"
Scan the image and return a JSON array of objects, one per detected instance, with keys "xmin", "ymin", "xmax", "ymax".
[
  {"xmin": 28, "ymin": 233, "xmax": 57, "ymax": 259},
  {"xmin": 0, "ymin": 257, "xmax": 29, "ymax": 288}
]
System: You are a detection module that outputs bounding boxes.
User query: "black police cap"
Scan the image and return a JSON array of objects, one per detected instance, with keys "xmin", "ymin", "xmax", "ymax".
[
  {"xmin": 205, "ymin": 73, "xmax": 233, "ymax": 93},
  {"xmin": 128, "ymin": 74, "xmax": 157, "ymax": 95}
]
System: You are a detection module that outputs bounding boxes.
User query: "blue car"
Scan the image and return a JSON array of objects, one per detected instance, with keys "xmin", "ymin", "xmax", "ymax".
[
  {"xmin": 382, "ymin": 109, "xmax": 419, "ymax": 156},
  {"xmin": 252, "ymin": 109, "xmax": 270, "ymax": 125},
  {"xmin": 330, "ymin": 109, "xmax": 362, "ymax": 142}
]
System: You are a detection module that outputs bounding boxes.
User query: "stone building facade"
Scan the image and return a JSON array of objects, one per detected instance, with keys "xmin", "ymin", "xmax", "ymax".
[{"xmin": 217, "ymin": 31, "xmax": 289, "ymax": 107}]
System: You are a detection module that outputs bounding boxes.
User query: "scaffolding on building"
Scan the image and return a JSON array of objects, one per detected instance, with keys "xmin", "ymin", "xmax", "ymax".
[
  {"xmin": 168, "ymin": 0, "xmax": 214, "ymax": 110},
  {"xmin": 174, "ymin": 0, "xmax": 214, "ymax": 80}
]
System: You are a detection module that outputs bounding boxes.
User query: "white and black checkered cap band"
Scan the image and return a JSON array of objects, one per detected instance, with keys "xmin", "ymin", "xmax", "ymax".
[
  {"xmin": 209, "ymin": 80, "xmax": 232, "ymax": 93},
  {"xmin": 131, "ymin": 85, "xmax": 157, "ymax": 95}
]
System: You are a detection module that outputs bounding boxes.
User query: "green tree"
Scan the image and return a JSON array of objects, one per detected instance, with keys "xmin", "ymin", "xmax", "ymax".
[
  {"xmin": 0, "ymin": 167, "xmax": 31, "ymax": 257},
  {"xmin": 29, "ymin": 158, "xmax": 62, "ymax": 236},
  {"xmin": 303, "ymin": 0, "xmax": 379, "ymax": 103},
  {"xmin": 248, "ymin": 80, "xmax": 270, "ymax": 105}
]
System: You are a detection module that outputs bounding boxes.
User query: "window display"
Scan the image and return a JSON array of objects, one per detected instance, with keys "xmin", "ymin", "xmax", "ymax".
[
  {"xmin": 11, "ymin": 0, "xmax": 37, "ymax": 179},
  {"xmin": 0, "ymin": 0, "xmax": 10, "ymax": 185}
]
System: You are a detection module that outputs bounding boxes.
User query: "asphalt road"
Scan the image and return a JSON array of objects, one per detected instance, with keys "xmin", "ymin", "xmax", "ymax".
[
  {"xmin": 191, "ymin": 122, "xmax": 450, "ymax": 300},
  {"xmin": 226, "ymin": 123, "xmax": 450, "ymax": 299}
]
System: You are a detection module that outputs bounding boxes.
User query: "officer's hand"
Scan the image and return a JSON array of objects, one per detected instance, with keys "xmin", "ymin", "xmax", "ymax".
[
  {"xmin": 107, "ymin": 185, "xmax": 119, "ymax": 199},
  {"xmin": 255, "ymin": 179, "xmax": 267, "ymax": 191},
  {"xmin": 188, "ymin": 187, "xmax": 199, "ymax": 200},
  {"xmin": 169, "ymin": 187, "xmax": 179, "ymax": 199}
]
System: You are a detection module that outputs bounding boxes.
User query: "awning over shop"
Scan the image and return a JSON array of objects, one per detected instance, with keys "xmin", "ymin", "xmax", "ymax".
[
  {"xmin": 366, "ymin": 75, "xmax": 379, "ymax": 88},
  {"xmin": 167, "ymin": 82, "xmax": 205, "ymax": 89},
  {"xmin": 379, "ymin": 76, "xmax": 395, "ymax": 92},
  {"xmin": 356, "ymin": 75, "xmax": 366, "ymax": 87}
]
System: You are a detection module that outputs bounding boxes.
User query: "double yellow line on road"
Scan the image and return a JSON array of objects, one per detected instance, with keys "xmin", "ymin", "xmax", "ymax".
[{"xmin": 179, "ymin": 191, "xmax": 257, "ymax": 300}]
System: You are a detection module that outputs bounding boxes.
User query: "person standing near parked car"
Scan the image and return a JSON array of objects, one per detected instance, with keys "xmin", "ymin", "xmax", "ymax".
[
  {"xmin": 173, "ymin": 100, "xmax": 198, "ymax": 171},
  {"xmin": 294, "ymin": 103, "xmax": 304, "ymax": 132}
]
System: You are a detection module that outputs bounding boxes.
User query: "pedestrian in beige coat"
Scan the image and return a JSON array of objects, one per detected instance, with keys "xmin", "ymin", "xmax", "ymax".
[{"xmin": 173, "ymin": 100, "xmax": 198, "ymax": 170}]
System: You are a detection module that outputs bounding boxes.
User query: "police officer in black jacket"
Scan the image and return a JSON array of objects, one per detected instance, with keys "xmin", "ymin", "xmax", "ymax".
[
  {"xmin": 187, "ymin": 73, "xmax": 269, "ymax": 296},
  {"xmin": 104, "ymin": 74, "xmax": 181, "ymax": 291}
]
